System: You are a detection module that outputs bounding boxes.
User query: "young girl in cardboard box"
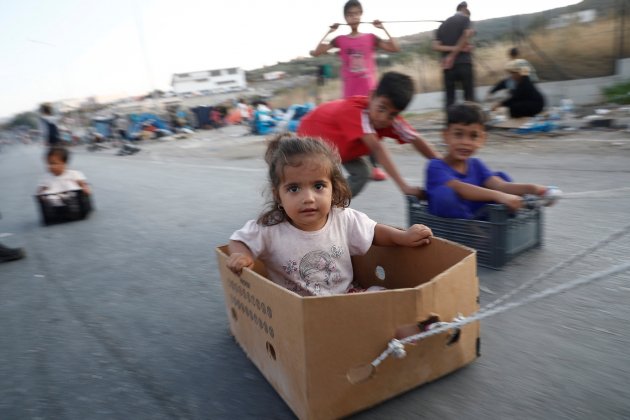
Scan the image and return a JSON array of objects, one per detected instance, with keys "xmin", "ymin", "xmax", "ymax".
[{"xmin": 227, "ymin": 134, "xmax": 432, "ymax": 296}]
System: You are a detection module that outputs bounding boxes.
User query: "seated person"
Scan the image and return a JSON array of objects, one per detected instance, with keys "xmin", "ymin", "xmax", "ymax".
[
  {"xmin": 491, "ymin": 59, "xmax": 545, "ymax": 118},
  {"xmin": 486, "ymin": 48, "xmax": 538, "ymax": 99},
  {"xmin": 426, "ymin": 103, "xmax": 547, "ymax": 219},
  {"xmin": 38, "ymin": 146, "xmax": 91, "ymax": 205}
]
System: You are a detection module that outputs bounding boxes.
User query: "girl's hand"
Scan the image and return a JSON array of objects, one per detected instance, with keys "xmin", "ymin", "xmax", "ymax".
[
  {"xmin": 402, "ymin": 224, "xmax": 433, "ymax": 247},
  {"xmin": 227, "ymin": 253, "xmax": 254, "ymax": 275},
  {"xmin": 372, "ymin": 20, "xmax": 384, "ymax": 29}
]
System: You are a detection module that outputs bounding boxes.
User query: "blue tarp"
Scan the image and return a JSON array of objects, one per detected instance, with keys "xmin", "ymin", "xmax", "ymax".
[
  {"xmin": 128, "ymin": 113, "xmax": 170, "ymax": 136},
  {"xmin": 91, "ymin": 118, "xmax": 114, "ymax": 138}
]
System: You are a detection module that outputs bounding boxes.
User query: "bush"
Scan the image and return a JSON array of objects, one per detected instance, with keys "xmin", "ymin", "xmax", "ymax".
[{"xmin": 602, "ymin": 80, "xmax": 630, "ymax": 104}]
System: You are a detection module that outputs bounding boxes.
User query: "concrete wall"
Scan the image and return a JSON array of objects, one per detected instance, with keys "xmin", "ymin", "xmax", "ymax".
[{"xmin": 406, "ymin": 58, "xmax": 630, "ymax": 114}]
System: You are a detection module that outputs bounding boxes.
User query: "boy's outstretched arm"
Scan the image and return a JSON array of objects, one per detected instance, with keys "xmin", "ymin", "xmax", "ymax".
[
  {"xmin": 485, "ymin": 176, "xmax": 547, "ymax": 197},
  {"xmin": 410, "ymin": 134, "xmax": 441, "ymax": 160},
  {"xmin": 310, "ymin": 24, "xmax": 339, "ymax": 57},
  {"xmin": 227, "ymin": 240, "xmax": 255, "ymax": 275},
  {"xmin": 373, "ymin": 20, "xmax": 400, "ymax": 52},
  {"xmin": 447, "ymin": 179, "xmax": 523, "ymax": 211},
  {"xmin": 373, "ymin": 224, "xmax": 432, "ymax": 247},
  {"xmin": 362, "ymin": 133, "xmax": 422, "ymax": 197}
]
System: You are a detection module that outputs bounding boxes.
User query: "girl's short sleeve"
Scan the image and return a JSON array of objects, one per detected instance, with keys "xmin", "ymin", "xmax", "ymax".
[
  {"xmin": 344, "ymin": 208, "xmax": 377, "ymax": 256},
  {"xmin": 229, "ymin": 220, "xmax": 266, "ymax": 258}
]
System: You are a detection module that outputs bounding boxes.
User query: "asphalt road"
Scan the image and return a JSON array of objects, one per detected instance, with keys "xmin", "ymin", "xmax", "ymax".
[{"xmin": 1, "ymin": 126, "xmax": 629, "ymax": 419}]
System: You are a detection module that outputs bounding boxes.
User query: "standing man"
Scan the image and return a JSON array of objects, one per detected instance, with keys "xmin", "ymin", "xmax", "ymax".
[
  {"xmin": 39, "ymin": 103, "xmax": 61, "ymax": 147},
  {"xmin": 433, "ymin": 2, "xmax": 475, "ymax": 110}
]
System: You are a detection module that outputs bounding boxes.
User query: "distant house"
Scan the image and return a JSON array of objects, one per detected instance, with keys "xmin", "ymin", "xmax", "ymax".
[
  {"xmin": 171, "ymin": 67, "xmax": 247, "ymax": 96},
  {"xmin": 263, "ymin": 71, "xmax": 286, "ymax": 81},
  {"xmin": 548, "ymin": 9, "xmax": 597, "ymax": 29}
]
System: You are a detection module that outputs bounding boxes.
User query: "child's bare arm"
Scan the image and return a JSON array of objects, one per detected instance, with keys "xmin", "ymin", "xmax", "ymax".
[
  {"xmin": 485, "ymin": 176, "xmax": 547, "ymax": 196},
  {"xmin": 410, "ymin": 134, "xmax": 442, "ymax": 160},
  {"xmin": 373, "ymin": 21, "xmax": 400, "ymax": 52},
  {"xmin": 362, "ymin": 134, "xmax": 421, "ymax": 197},
  {"xmin": 310, "ymin": 24, "xmax": 339, "ymax": 56},
  {"xmin": 77, "ymin": 180, "xmax": 91, "ymax": 195},
  {"xmin": 373, "ymin": 224, "xmax": 432, "ymax": 247},
  {"xmin": 227, "ymin": 240, "xmax": 255, "ymax": 275},
  {"xmin": 447, "ymin": 179, "xmax": 523, "ymax": 211}
]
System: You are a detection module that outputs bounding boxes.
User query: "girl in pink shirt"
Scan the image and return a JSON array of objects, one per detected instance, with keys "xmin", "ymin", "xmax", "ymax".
[
  {"xmin": 310, "ymin": 0, "xmax": 401, "ymax": 181},
  {"xmin": 310, "ymin": 0, "xmax": 400, "ymax": 98}
]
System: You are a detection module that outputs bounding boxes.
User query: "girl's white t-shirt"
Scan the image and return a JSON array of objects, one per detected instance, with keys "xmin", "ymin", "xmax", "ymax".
[
  {"xmin": 38, "ymin": 169, "xmax": 86, "ymax": 194},
  {"xmin": 230, "ymin": 207, "xmax": 377, "ymax": 296}
]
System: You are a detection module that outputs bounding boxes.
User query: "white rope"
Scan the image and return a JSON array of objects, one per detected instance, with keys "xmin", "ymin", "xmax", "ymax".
[
  {"xmin": 479, "ymin": 223, "xmax": 630, "ymax": 314},
  {"xmin": 370, "ymin": 261, "xmax": 630, "ymax": 368}
]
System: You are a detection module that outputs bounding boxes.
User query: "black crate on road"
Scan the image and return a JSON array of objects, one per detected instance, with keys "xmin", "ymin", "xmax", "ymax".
[
  {"xmin": 35, "ymin": 190, "xmax": 93, "ymax": 226},
  {"xmin": 407, "ymin": 196, "xmax": 543, "ymax": 269}
]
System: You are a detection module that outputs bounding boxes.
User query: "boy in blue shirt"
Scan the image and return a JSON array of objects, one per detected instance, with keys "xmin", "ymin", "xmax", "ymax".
[{"xmin": 426, "ymin": 102, "xmax": 548, "ymax": 219}]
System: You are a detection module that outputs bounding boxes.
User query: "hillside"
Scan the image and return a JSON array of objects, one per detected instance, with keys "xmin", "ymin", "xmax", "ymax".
[
  {"xmin": 247, "ymin": 0, "xmax": 630, "ymax": 108},
  {"xmin": 247, "ymin": 0, "xmax": 621, "ymax": 83}
]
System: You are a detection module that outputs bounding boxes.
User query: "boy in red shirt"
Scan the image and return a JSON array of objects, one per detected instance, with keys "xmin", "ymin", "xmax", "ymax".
[{"xmin": 297, "ymin": 71, "xmax": 440, "ymax": 197}]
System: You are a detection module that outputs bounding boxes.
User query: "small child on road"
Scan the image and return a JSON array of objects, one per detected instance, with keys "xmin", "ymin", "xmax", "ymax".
[{"xmin": 37, "ymin": 147, "xmax": 90, "ymax": 205}]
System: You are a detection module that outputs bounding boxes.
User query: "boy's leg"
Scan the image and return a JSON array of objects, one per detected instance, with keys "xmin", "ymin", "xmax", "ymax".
[
  {"xmin": 343, "ymin": 158, "xmax": 371, "ymax": 197},
  {"xmin": 368, "ymin": 154, "xmax": 387, "ymax": 181}
]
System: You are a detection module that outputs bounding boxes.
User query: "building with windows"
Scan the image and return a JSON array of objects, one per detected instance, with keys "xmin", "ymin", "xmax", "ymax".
[{"xmin": 171, "ymin": 67, "xmax": 247, "ymax": 96}]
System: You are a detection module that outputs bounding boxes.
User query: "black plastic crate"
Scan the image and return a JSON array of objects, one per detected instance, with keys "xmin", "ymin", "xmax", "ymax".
[
  {"xmin": 35, "ymin": 190, "xmax": 93, "ymax": 226},
  {"xmin": 407, "ymin": 196, "xmax": 543, "ymax": 269}
]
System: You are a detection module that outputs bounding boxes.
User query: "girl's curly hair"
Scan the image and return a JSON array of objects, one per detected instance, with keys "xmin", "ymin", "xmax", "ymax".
[{"xmin": 258, "ymin": 133, "xmax": 351, "ymax": 226}]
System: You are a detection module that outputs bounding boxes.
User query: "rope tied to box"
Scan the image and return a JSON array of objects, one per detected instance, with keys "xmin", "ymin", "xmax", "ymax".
[{"xmin": 368, "ymin": 260, "xmax": 630, "ymax": 370}]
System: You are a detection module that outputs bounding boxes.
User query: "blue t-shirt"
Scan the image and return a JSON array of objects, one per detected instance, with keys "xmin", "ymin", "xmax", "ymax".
[{"xmin": 426, "ymin": 158, "xmax": 494, "ymax": 218}]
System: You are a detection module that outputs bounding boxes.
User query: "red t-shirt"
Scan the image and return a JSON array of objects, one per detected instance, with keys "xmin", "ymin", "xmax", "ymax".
[{"xmin": 297, "ymin": 96, "xmax": 418, "ymax": 162}]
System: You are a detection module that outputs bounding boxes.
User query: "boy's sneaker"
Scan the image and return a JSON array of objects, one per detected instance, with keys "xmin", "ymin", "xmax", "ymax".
[
  {"xmin": 371, "ymin": 167, "xmax": 388, "ymax": 181},
  {"xmin": 0, "ymin": 244, "xmax": 25, "ymax": 263}
]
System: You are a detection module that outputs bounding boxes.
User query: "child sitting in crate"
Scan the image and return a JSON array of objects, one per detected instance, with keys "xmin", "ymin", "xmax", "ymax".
[
  {"xmin": 425, "ymin": 102, "xmax": 549, "ymax": 219},
  {"xmin": 37, "ymin": 146, "xmax": 91, "ymax": 205},
  {"xmin": 226, "ymin": 134, "xmax": 433, "ymax": 297}
]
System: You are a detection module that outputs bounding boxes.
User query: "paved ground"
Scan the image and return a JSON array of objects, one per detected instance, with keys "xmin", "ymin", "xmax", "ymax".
[{"xmin": 1, "ymin": 123, "xmax": 629, "ymax": 419}]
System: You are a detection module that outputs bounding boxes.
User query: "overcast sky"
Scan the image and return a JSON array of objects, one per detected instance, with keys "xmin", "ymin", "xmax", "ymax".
[{"xmin": 0, "ymin": 0, "xmax": 581, "ymax": 118}]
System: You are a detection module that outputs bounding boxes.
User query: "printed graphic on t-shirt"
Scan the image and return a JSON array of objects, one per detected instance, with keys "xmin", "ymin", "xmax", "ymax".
[
  {"xmin": 348, "ymin": 49, "xmax": 367, "ymax": 75},
  {"xmin": 284, "ymin": 244, "xmax": 345, "ymax": 295}
]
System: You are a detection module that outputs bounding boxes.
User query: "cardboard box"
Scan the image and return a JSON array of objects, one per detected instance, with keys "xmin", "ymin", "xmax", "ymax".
[{"xmin": 215, "ymin": 237, "xmax": 479, "ymax": 419}]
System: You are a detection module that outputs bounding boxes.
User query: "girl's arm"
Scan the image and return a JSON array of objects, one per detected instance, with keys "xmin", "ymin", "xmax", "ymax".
[
  {"xmin": 227, "ymin": 240, "xmax": 255, "ymax": 275},
  {"xmin": 373, "ymin": 223, "xmax": 432, "ymax": 247},
  {"xmin": 77, "ymin": 180, "xmax": 91, "ymax": 195},
  {"xmin": 485, "ymin": 176, "xmax": 547, "ymax": 197},
  {"xmin": 310, "ymin": 24, "xmax": 339, "ymax": 57},
  {"xmin": 447, "ymin": 179, "xmax": 523, "ymax": 211},
  {"xmin": 373, "ymin": 21, "xmax": 400, "ymax": 52}
]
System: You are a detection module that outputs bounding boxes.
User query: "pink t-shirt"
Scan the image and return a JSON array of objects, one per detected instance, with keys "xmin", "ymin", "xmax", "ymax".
[
  {"xmin": 333, "ymin": 33, "xmax": 379, "ymax": 98},
  {"xmin": 230, "ymin": 207, "xmax": 377, "ymax": 296}
]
